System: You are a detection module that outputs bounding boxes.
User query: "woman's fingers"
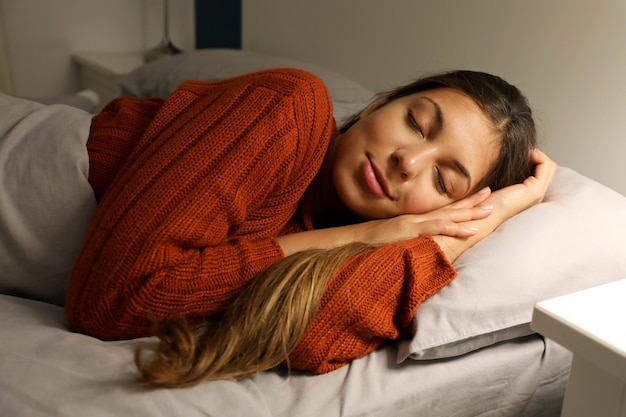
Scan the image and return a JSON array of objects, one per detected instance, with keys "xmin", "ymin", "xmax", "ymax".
[
  {"xmin": 418, "ymin": 204, "xmax": 494, "ymax": 225},
  {"xmin": 486, "ymin": 148, "xmax": 557, "ymax": 219},
  {"xmin": 361, "ymin": 149, "xmax": 557, "ymax": 244},
  {"xmin": 356, "ymin": 204, "xmax": 494, "ymax": 244},
  {"xmin": 522, "ymin": 148, "xmax": 557, "ymax": 202},
  {"xmin": 408, "ymin": 205, "xmax": 493, "ymax": 237},
  {"xmin": 532, "ymin": 149, "xmax": 557, "ymax": 185},
  {"xmin": 415, "ymin": 219, "xmax": 479, "ymax": 238}
]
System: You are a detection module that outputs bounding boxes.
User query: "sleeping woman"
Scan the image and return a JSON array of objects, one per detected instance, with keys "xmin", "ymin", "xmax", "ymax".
[{"xmin": 65, "ymin": 68, "xmax": 556, "ymax": 387}]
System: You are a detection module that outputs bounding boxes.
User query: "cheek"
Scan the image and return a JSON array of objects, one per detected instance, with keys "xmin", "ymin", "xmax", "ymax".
[
  {"xmin": 332, "ymin": 157, "xmax": 363, "ymax": 210},
  {"xmin": 400, "ymin": 187, "xmax": 449, "ymax": 215}
]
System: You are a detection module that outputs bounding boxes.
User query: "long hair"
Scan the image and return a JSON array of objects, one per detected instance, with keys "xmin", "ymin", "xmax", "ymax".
[
  {"xmin": 136, "ymin": 70, "xmax": 537, "ymax": 388},
  {"xmin": 136, "ymin": 242, "xmax": 375, "ymax": 388},
  {"xmin": 341, "ymin": 70, "xmax": 537, "ymax": 191}
]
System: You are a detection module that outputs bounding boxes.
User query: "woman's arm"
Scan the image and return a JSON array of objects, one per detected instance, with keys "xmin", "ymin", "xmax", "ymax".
[
  {"xmin": 287, "ymin": 149, "xmax": 556, "ymax": 373},
  {"xmin": 66, "ymin": 69, "xmax": 336, "ymax": 341},
  {"xmin": 278, "ymin": 149, "xmax": 556, "ymax": 264},
  {"xmin": 276, "ymin": 186, "xmax": 494, "ymax": 256},
  {"xmin": 289, "ymin": 234, "xmax": 458, "ymax": 374}
]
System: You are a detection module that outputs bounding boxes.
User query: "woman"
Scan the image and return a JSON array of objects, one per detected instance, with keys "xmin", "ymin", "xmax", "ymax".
[{"xmin": 65, "ymin": 68, "xmax": 556, "ymax": 387}]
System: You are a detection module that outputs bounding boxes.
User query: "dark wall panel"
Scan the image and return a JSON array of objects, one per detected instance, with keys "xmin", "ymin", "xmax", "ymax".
[{"xmin": 195, "ymin": 0, "xmax": 242, "ymax": 49}]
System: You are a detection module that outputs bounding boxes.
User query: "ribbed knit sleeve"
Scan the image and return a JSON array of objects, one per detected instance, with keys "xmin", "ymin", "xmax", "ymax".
[
  {"xmin": 289, "ymin": 236, "xmax": 457, "ymax": 373},
  {"xmin": 87, "ymin": 96, "xmax": 164, "ymax": 201},
  {"xmin": 66, "ymin": 69, "xmax": 335, "ymax": 340}
]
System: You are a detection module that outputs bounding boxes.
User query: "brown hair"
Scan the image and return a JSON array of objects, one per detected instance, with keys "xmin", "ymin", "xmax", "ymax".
[
  {"xmin": 136, "ymin": 242, "xmax": 374, "ymax": 388},
  {"xmin": 341, "ymin": 70, "xmax": 537, "ymax": 191},
  {"xmin": 135, "ymin": 70, "xmax": 537, "ymax": 388}
]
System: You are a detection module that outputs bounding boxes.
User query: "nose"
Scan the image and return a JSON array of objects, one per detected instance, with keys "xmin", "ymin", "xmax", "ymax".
[{"xmin": 392, "ymin": 145, "xmax": 436, "ymax": 181}]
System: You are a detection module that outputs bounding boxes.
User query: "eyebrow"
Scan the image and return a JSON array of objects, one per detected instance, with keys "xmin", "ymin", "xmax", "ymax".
[
  {"xmin": 420, "ymin": 96, "xmax": 444, "ymax": 130},
  {"xmin": 420, "ymin": 96, "xmax": 472, "ymax": 192}
]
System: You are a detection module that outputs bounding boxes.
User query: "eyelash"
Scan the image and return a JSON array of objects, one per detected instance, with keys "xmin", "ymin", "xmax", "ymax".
[
  {"xmin": 408, "ymin": 111, "xmax": 446, "ymax": 194},
  {"xmin": 435, "ymin": 167, "xmax": 447, "ymax": 194},
  {"xmin": 407, "ymin": 111, "xmax": 424, "ymax": 138}
]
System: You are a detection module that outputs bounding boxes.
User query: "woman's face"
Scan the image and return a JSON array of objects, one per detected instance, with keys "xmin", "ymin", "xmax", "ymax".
[{"xmin": 332, "ymin": 87, "xmax": 500, "ymax": 219}]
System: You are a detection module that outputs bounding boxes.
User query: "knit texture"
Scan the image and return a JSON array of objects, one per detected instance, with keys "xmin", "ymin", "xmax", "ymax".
[
  {"xmin": 87, "ymin": 96, "xmax": 164, "ymax": 201},
  {"xmin": 66, "ymin": 68, "xmax": 457, "ymax": 374},
  {"xmin": 289, "ymin": 237, "xmax": 456, "ymax": 373}
]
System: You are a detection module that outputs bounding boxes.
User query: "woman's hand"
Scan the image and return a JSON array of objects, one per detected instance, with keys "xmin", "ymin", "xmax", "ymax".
[
  {"xmin": 485, "ymin": 148, "xmax": 556, "ymax": 219},
  {"xmin": 432, "ymin": 148, "xmax": 557, "ymax": 263},
  {"xmin": 352, "ymin": 186, "xmax": 495, "ymax": 245},
  {"xmin": 277, "ymin": 185, "xmax": 495, "ymax": 256},
  {"xmin": 277, "ymin": 149, "xmax": 556, "ymax": 259}
]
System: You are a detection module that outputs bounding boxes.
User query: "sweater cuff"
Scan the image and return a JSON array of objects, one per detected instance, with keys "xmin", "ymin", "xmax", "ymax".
[{"xmin": 288, "ymin": 236, "xmax": 458, "ymax": 374}]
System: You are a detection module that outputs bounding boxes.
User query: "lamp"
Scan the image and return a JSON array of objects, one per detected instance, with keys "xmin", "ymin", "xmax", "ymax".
[{"xmin": 143, "ymin": 0, "xmax": 183, "ymax": 62}]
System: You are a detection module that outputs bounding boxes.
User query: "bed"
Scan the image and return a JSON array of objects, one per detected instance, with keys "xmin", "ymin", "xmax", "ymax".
[{"xmin": 3, "ymin": 36, "xmax": 626, "ymax": 417}]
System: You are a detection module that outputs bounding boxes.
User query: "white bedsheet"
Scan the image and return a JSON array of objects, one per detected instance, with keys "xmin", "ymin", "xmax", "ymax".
[{"xmin": 0, "ymin": 294, "xmax": 571, "ymax": 417}]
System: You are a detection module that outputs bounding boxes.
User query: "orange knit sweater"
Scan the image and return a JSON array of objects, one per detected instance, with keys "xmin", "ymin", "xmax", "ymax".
[{"xmin": 66, "ymin": 68, "xmax": 457, "ymax": 374}]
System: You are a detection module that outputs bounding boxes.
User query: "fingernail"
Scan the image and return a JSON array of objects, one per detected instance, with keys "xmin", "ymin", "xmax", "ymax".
[
  {"xmin": 466, "ymin": 226, "xmax": 479, "ymax": 233},
  {"xmin": 480, "ymin": 205, "xmax": 494, "ymax": 210},
  {"xmin": 478, "ymin": 187, "xmax": 491, "ymax": 194}
]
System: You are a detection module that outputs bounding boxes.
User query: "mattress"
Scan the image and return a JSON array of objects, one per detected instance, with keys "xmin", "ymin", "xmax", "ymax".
[{"xmin": 0, "ymin": 294, "xmax": 571, "ymax": 417}]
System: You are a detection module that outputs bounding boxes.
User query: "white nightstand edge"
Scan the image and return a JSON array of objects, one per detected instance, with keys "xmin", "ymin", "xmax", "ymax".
[{"xmin": 532, "ymin": 302, "xmax": 626, "ymax": 382}]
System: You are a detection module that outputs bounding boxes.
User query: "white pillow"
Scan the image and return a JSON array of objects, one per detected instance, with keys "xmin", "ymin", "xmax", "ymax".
[
  {"xmin": 0, "ymin": 93, "xmax": 96, "ymax": 306},
  {"xmin": 397, "ymin": 166, "xmax": 626, "ymax": 361},
  {"xmin": 117, "ymin": 48, "xmax": 375, "ymax": 124}
]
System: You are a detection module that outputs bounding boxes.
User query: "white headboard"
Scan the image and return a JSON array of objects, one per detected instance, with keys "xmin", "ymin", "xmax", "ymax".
[{"xmin": 0, "ymin": 2, "xmax": 13, "ymax": 95}]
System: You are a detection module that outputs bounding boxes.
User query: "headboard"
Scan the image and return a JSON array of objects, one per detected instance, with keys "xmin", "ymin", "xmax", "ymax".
[{"xmin": 194, "ymin": 0, "xmax": 241, "ymax": 49}]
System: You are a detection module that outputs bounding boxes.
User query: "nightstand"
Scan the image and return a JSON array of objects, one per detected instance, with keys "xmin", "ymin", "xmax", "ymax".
[
  {"xmin": 531, "ymin": 279, "xmax": 626, "ymax": 417},
  {"xmin": 73, "ymin": 52, "xmax": 144, "ymax": 111}
]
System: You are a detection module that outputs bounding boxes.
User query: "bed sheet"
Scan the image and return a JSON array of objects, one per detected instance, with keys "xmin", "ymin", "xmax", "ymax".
[{"xmin": 0, "ymin": 294, "xmax": 571, "ymax": 417}]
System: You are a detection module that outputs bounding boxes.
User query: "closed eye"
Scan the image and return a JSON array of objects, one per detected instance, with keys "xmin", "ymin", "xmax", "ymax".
[
  {"xmin": 406, "ymin": 110, "xmax": 424, "ymax": 138},
  {"xmin": 435, "ymin": 166, "xmax": 447, "ymax": 194}
]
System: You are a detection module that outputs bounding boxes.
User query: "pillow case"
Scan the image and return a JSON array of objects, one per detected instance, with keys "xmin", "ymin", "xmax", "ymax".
[
  {"xmin": 397, "ymin": 166, "xmax": 626, "ymax": 361},
  {"xmin": 0, "ymin": 93, "xmax": 96, "ymax": 306},
  {"xmin": 117, "ymin": 48, "xmax": 375, "ymax": 124}
]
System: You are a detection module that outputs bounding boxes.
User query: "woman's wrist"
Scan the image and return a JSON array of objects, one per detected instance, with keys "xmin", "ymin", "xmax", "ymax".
[
  {"xmin": 275, "ymin": 224, "xmax": 362, "ymax": 257},
  {"xmin": 430, "ymin": 207, "xmax": 505, "ymax": 263}
]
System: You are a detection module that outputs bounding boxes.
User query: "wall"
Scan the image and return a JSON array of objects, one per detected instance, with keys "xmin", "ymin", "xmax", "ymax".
[
  {"xmin": 0, "ymin": 0, "xmax": 194, "ymax": 98},
  {"xmin": 2, "ymin": 1, "xmax": 625, "ymax": 195},
  {"xmin": 243, "ymin": 0, "xmax": 626, "ymax": 196}
]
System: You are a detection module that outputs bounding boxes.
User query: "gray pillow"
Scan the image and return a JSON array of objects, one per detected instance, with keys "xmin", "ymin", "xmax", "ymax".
[
  {"xmin": 117, "ymin": 48, "xmax": 375, "ymax": 124},
  {"xmin": 398, "ymin": 167, "xmax": 626, "ymax": 361},
  {"xmin": 0, "ymin": 93, "xmax": 96, "ymax": 306}
]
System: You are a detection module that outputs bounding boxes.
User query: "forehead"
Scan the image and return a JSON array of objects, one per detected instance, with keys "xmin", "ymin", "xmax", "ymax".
[
  {"xmin": 405, "ymin": 87, "xmax": 484, "ymax": 113},
  {"xmin": 412, "ymin": 87, "xmax": 496, "ymax": 134}
]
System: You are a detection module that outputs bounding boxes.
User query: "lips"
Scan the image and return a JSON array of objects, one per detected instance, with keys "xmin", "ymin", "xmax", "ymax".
[{"xmin": 363, "ymin": 158, "xmax": 390, "ymax": 198}]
